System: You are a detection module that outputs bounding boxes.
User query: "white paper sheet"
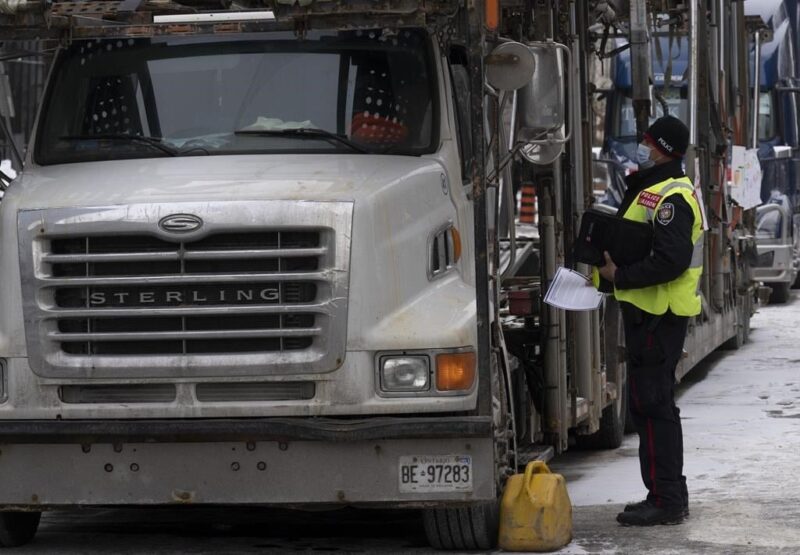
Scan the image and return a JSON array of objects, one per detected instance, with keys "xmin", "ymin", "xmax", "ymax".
[
  {"xmin": 728, "ymin": 145, "xmax": 763, "ymax": 210},
  {"xmin": 543, "ymin": 267, "xmax": 604, "ymax": 311}
]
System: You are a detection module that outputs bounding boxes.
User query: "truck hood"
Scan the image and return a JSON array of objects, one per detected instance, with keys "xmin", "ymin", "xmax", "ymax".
[{"xmin": 13, "ymin": 154, "xmax": 444, "ymax": 209}]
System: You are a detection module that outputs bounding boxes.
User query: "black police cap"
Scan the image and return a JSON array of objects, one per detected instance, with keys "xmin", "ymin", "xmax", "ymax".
[{"xmin": 644, "ymin": 115, "xmax": 690, "ymax": 158}]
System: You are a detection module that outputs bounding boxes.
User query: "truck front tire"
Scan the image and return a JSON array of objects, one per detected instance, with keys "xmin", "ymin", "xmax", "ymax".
[
  {"xmin": 0, "ymin": 511, "xmax": 40, "ymax": 547},
  {"xmin": 422, "ymin": 501, "xmax": 499, "ymax": 550},
  {"xmin": 769, "ymin": 281, "xmax": 791, "ymax": 304},
  {"xmin": 575, "ymin": 374, "xmax": 627, "ymax": 449}
]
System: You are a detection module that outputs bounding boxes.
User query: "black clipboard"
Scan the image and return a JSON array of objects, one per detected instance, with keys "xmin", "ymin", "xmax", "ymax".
[{"xmin": 573, "ymin": 209, "xmax": 654, "ymax": 267}]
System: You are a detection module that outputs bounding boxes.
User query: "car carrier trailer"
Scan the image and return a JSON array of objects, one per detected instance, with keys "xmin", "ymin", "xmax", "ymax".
[{"xmin": 0, "ymin": 0, "xmax": 758, "ymax": 549}]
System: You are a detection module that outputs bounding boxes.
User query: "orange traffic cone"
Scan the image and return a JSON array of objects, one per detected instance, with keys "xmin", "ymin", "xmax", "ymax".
[{"xmin": 519, "ymin": 183, "xmax": 537, "ymax": 224}]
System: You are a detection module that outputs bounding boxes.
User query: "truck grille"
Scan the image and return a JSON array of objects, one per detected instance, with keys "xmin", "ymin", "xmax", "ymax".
[
  {"xmin": 57, "ymin": 382, "xmax": 316, "ymax": 404},
  {"xmin": 49, "ymin": 232, "xmax": 321, "ymax": 356},
  {"xmin": 20, "ymin": 202, "xmax": 352, "ymax": 379}
]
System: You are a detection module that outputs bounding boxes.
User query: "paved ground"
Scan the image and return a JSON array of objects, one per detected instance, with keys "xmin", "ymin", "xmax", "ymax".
[
  {"xmin": 8, "ymin": 290, "xmax": 800, "ymax": 554},
  {"xmin": 551, "ymin": 288, "xmax": 800, "ymax": 554}
]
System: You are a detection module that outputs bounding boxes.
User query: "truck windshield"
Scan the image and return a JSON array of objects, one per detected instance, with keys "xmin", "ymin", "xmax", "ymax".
[
  {"xmin": 36, "ymin": 29, "xmax": 436, "ymax": 164},
  {"xmin": 615, "ymin": 87, "xmax": 688, "ymax": 138}
]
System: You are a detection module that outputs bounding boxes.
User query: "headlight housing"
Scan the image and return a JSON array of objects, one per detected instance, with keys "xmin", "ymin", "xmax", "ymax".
[
  {"xmin": 376, "ymin": 350, "xmax": 477, "ymax": 396},
  {"xmin": 379, "ymin": 356, "xmax": 430, "ymax": 392}
]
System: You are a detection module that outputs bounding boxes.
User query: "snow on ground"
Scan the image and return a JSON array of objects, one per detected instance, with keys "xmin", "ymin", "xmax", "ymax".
[{"xmin": 550, "ymin": 290, "xmax": 800, "ymax": 554}]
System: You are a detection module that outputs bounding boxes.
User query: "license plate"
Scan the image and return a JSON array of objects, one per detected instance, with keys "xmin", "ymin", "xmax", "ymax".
[{"xmin": 398, "ymin": 455, "xmax": 473, "ymax": 493}]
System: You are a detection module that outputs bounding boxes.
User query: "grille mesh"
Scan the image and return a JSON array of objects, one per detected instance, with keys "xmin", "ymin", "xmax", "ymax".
[
  {"xmin": 195, "ymin": 381, "xmax": 315, "ymax": 402},
  {"xmin": 44, "ymin": 232, "xmax": 325, "ymax": 356},
  {"xmin": 60, "ymin": 384, "xmax": 177, "ymax": 404}
]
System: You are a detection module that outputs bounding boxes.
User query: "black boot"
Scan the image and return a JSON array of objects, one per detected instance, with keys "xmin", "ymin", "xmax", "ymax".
[
  {"xmin": 624, "ymin": 497, "xmax": 689, "ymax": 514},
  {"xmin": 623, "ymin": 499, "xmax": 648, "ymax": 512},
  {"xmin": 617, "ymin": 503, "xmax": 687, "ymax": 526}
]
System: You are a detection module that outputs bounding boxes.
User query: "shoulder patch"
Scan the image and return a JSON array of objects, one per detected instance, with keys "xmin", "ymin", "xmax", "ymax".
[
  {"xmin": 657, "ymin": 202, "xmax": 675, "ymax": 225},
  {"xmin": 638, "ymin": 191, "xmax": 662, "ymax": 209}
]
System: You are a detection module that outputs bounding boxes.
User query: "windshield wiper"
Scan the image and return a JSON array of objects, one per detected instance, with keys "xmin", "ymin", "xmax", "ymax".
[
  {"xmin": 234, "ymin": 127, "xmax": 368, "ymax": 154},
  {"xmin": 60, "ymin": 134, "xmax": 180, "ymax": 157}
]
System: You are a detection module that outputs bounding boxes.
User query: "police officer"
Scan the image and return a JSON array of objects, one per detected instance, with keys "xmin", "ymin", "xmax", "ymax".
[{"xmin": 596, "ymin": 115, "xmax": 703, "ymax": 526}]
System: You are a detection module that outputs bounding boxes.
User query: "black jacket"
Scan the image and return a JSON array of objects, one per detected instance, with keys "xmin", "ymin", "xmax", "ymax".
[{"xmin": 611, "ymin": 159, "xmax": 696, "ymax": 290}]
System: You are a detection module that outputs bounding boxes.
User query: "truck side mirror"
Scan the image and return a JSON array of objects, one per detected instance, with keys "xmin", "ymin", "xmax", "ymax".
[
  {"xmin": 515, "ymin": 42, "xmax": 569, "ymax": 165},
  {"xmin": 485, "ymin": 42, "xmax": 535, "ymax": 91}
]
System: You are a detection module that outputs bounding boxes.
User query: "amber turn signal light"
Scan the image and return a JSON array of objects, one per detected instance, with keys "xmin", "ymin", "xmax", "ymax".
[
  {"xmin": 450, "ymin": 227, "xmax": 462, "ymax": 263},
  {"xmin": 485, "ymin": 0, "xmax": 499, "ymax": 31},
  {"xmin": 436, "ymin": 352, "xmax": 476, "ymax": 391}
]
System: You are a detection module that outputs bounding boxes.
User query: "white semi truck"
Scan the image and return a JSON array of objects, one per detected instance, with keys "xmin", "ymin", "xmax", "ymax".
[{"xmin": 0, "ymin": 0, "xmax": 758, "ymax": 549}]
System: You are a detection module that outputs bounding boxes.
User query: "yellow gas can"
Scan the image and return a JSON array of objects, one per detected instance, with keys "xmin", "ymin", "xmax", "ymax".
[{"xmin": 498, "ymin": 460, "xmax": 572, "ymax": 552}]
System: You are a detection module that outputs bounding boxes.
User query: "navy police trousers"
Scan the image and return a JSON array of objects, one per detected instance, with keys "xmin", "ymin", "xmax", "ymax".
[{"xmin": 621, "ymin": 304, "xmax": 689, "ymax": 509}]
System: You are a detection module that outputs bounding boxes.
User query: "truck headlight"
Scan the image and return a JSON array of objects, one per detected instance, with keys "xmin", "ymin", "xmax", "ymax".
[{"xmin": 379, "ymin": 356, "xmax": 430, "ymax": 392}]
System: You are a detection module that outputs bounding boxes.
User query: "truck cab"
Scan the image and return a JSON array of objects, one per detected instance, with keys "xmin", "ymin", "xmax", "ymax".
[
  {"xmin": 747, "ymin": 0, "xmax": 800, "ymax": 301},
  {"xmin": 8, "ymin": 29, "xmax": 482, "ymax": 415},
  {"xmin": 0, "ymin": 21, "xmax": 507, "ymax": 546}
]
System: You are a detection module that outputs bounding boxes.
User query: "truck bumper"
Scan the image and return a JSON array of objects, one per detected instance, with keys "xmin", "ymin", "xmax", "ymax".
[
  {"xmin": 0, "ymin": 417, "xmax": 496, "ymax": 508},
  {"xmin": 753, "ymin": 244, "xmax": 795, "ymax": 284},
  {"xmin": 753, "ymin": 267, "xmax": 793, "ymax": 283}
]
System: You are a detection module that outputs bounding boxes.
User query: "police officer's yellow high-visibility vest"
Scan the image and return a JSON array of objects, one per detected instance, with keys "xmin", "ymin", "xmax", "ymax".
[{"xmin": 614, "ymin": 176, "xmax": 704, "ymax": 316}]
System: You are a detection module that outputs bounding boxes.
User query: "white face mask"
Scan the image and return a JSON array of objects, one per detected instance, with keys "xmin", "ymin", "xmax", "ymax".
[{"xmin": 636, "ymin": 143, "xmax": 655, "ymax": 169}]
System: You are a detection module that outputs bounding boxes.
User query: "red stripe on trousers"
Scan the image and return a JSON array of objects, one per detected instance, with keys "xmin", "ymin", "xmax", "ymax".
[
  {"xmin": 647, "ymin": 417, "xmax": 659, "ymax": 507},
  {"xmin": 631, "ymin": 354, "xmax": 661, "ymax": 508},
  {"xmin": 643, "ymin": 332, "xmax": 660, "ymax": 506}
]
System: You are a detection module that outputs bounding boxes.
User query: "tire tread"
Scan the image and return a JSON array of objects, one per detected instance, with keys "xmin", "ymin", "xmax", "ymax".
[
  {"xmin": 0, "ymin": 512, "xmax": 40, "ymax": 548},
  {"xmin": 769, "ymin": 281, "xmax": 791, "ymax": 304},
  {"xmin": 422, "ymin": 503, "xmax": 499, "ymax": 551}
]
